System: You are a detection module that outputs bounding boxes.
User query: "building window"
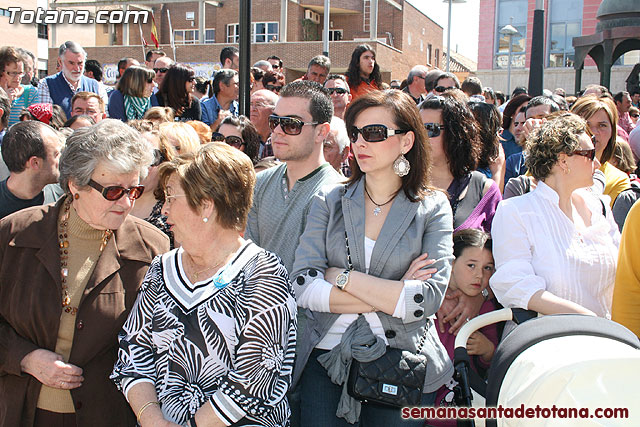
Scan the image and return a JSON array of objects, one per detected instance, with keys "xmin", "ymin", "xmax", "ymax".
[
  {"xmin": 227, "ymin": 24, "xmax": 239, "ymax": 43},
  {"xmin": 173, "ymin": 29, "xmax": 199, "ymax": 45},
  {"xmin": 329, "ymin": 30, "xmax": 343, "ymax": 41},
  {"xmin": 205, "ymin": 29, "xmax": 215, "ymax": 44},
  {"xmin": 435, "ymin": 48, "xmax": 440, "ymax": 68},
  {"xmin": 37, "ymin": 24, "xmax": 48, "ymax": 40},
  {"xmin": 254, "ymin": 22, "xmax": 278, "ymax": 43},
  {"xmin": 0, "ymin": 8, "xmax": 12, "ymax": 17},
  {"xmin": 427, "ymin": 44, "xmax": 432, "ymax": 65},
  {"xmin": 363, "ymin": 0, "xmax": 371, "ymax": 32},
  {"xmin": 548, "ymin": 0, "xmax": 582, "ymax": 67},
  {"xmin": 494, "ymin": 0, "xmax": 527, "ymax": 69}
]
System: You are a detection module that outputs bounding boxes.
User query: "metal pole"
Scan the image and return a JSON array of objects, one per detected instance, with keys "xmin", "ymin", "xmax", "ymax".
[
  {"xmin": 507, "ymin": 34, "xmax": 512, "ymax": 98},
  {"xmin": 370, "ymin": 0, "xmax": 378, "ymax": 42},
  {"xmin": 322, "ymin": 0, "xmax": 330, "ymax": 57},
  {"xmin": 446, "ymin": 0, "xmax": 452, "ymax": 72},
  {"xmin": 238, "ymin": 0, "xmax": 251, "ymax": 116}
]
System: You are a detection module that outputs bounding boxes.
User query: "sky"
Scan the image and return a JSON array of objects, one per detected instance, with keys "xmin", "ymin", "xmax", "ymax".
[{"xmin": 410, "ymin": 0, "xmax": 481, "ymax": 63}]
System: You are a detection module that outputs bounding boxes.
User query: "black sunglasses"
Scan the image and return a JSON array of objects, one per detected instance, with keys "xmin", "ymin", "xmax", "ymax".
[
  {"xmin": 212, "ymin": 132, "xmax": 245, "ymax": 148},
  {"xmin": 153, "ymin": 68, "xmax": 169, "ymax": 74},
  {"xmin": 424, "ymin": 123, "xmax": 444, "ymax": 138},
  {"xmin": 265, "ymin": 84, "xmax": 283, "ymax": 93},
  {"xmin": 435, "ymin": 85, "xmax": 455, "ymax": 93},
  {"xmin": 326, "ymin": 87, "xmax": 348, "ymax": 95},
  {"xmin": 571, "ymin": 148, "xmax": 596, "ymax": 161},
  {"xmin": 268, "ymin": 115, "xmax": 318, "ymax": 135},
  {"xmin": 146, "ymin": 78, "xmax": 154, "ymax": 84},
  {"xmin": 151, "ymin": 149, "xmax": 166, "ymax": 167},
  {"xmin": 348, "ymin": 124, "xmax": 408, "ymax": 143},
  {"xmin": 631, "ymin": 113, "xmax": 639, "ymax": 118},
  {"xmin": 87, "ymin": 179, "xmax": 145, "ymax": 201}
]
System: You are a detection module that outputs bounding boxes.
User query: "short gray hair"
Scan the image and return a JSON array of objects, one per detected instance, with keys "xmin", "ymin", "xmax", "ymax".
[
  {"xmin": 308, "ymin": 55, "xmax": 331, "ymax": 72},
  {"xmin": 407, "ymin": 65, "xmax": 428, "ymax": 84},
  {"xmin": 59, "ymin": 119, "xmax": 153, "ymax": 193},
  {"xmin": 58, "ymin": 41, "xmax": 87, "ymax": 59},
  {"xmin": 327, "ymin": 116, "xmax": 349, "ymax": 153}
]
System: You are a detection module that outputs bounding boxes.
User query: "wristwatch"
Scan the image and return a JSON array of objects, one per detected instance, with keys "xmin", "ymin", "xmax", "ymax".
[
  {"xmin": 335, "ymin": 269, "xmax": 351, "ymax": 291},
  {"xmin": 481, "ymin": 288, "xmax": 489, "ymax": 301}
]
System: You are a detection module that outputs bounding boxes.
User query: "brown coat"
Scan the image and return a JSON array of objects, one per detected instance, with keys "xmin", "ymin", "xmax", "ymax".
[{"xmin": 0, "ymin": 198, "xmax": 169, "ymax": 427}]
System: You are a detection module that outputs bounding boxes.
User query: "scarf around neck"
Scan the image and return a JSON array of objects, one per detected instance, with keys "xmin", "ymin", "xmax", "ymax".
[{"xmin": 124, "ymin": 94, "xmax": 151, "ymax": 120}]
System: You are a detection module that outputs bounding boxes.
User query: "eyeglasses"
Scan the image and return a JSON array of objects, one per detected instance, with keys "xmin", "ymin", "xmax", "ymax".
[
  {"xmin": 153, "ymin": 68, "xmax": 169, "ymax": 74},
  {"xmin": 435, "ymin": 86, "xmax": 455, "ymax": 93},
  {"xmin": 424, "ymin": 123, "xmax": 444, "ymax": 138},
  {"xmin": 212, "ymin": 132, "xmax": 245, "ymax": 148},
  {"xmin": 631, "ymin": 113, "xmax": 640, "ymax": 118},
  {"xmin": 151, "ymin": 149, "xmax": 166, "ymax": 167},
  {"xmin": 87, "ymin": 179, "xmax": 145, "ymax": 201},
  {"xmin": 326, "ymin": 87, "xmax": 348, "ymax": 95},
  {"xmin": 570, "ymin": 148, "xmax": 596, "ymax": 161},
  {"xmin": 348, "ymin": 124, "xmax": 408, "ymax": 143},
  {"xmin": 265, "ymin": 84, "xmax": 283, "ymax": 93},
  {"xmin": 272, "ymin": 64, "xmax": 280, "ymax": 70},
  {"xmin": 163, "ymin": 193, "xmax": 187, "ymax": 204},
  {"xmin": 268, "ymin": 115, "xmax": 318, "ymax": 135},
  {"xmin": 188, "ymin": 76, "xmax": 196, "ymax": 82},
  {"xmin": 146, "ymin": 78, "xmax": 154, "ymax": 84},
  {"xmin": 6, "ymin": 71, "xmax": 24, "ymax": 77}
]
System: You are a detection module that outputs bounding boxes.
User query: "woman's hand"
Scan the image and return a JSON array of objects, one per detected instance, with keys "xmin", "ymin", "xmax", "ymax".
[
  {"xmin": 436, "ymin": 289, "xmax": 484, "ymax": 334},
  {"xmin": 467, "ymin": 331, "xmax": 495, "ymax": 363},
  {"xmin": 5, "ymin": 86, "xmax": 19, "ymax": 102},
  {"xmin": 20, "ymin": 349, "xmax": 84, "ymax": 389},
  {"xmin": 401, "ymin": 253, "xmax": 437, "ymax": 281}
]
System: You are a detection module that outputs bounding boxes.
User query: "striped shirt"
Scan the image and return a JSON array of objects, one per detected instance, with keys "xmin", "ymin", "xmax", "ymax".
[{"xmin": 8, "ymin": 85, "xmax": 38, "ymax": 127}]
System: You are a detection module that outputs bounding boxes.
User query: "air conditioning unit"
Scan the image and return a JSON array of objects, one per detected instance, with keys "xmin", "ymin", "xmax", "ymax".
[
  {"xmin": 312, "ymin": 12, "xmax": 321, "ymax": 24},
  {"xmin": 304, "ymin": 9, "xmax": 321, "ymax": 24}
]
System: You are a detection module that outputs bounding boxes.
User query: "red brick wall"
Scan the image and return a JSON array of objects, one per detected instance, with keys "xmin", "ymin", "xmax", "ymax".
[
  {"xmin": 478, "ymin": 0, "xmax": 496, "ymax": 70},
  {"xmin": 582, "ymin": 0, "xmax": 601, "ymax": 66}
]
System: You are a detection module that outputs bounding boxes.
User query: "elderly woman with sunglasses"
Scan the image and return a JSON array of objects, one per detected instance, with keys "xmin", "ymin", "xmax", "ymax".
[
  {"xmin": 201, "ymin": 69, "xmax": 239, "ymax": 128},
  {"xmin": 111, "ymin": 143, "xmax": 296, "ymax": 427},
  {"xmin": 291, "ymin": 89, "xmax": 454, "ymax": 426},
  {"xmin": 108, "ymin": 65, "xmax": 158, "ymax": 122},
  {"xmin": 490, "ymin": 113, "xmax": 620, "ymax": 321},
  {"xmin": 0, "ymin": 119, "xmax": 169, "ymax": 427},
  {"xmin": 213, "ymin": 115, "xmax": 261, "ymax": 164}
]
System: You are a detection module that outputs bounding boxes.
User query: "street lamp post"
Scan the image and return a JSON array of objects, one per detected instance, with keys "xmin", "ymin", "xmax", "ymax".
[
  {"xmin": 499, "ymin": 24, "xmax": 519, "ymax": 98},
  {"xmin": 444, "ymin": 0, "xmax": 466, "ymax": 73}
]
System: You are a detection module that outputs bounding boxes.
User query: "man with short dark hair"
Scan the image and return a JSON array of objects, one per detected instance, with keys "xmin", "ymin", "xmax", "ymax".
[
  {"xmin": 145, "ymin": 49, "xmax": 166, "ymax": 69},
  {"xmin": 220, "ymin": 46, "xmax": 239, "ymax": 71},
  {"xmin": 632, "ymin": 90, "xmax": 640, "ymax": 108},
  {"xmin": 267, "ymin": 55, "xmax": 283, "ymax": 71},
  {"xmin": 0, "ymin": 121, "xmax": 64, "ymax": 219},
  {"xmin": 615, "ymin": 91, "xmax": 635, "ymax": 134},
  {"xmin": 300, "ymin": 55, "xmax": 331, "ymax": 84},
  {"xmin": 323, "ymin": 74, "xmax": 351, "ymax": 119},
  {"xmin": 402, "ymin": 65, "xmax": 428, "ymax": 104},
  {"xmin": 117, "ymin": 57, "xmax": 139, "ymax": 79},
  {"xmin": 201, "ymin": 69, "xmax": 239, "ymax": 127},
  {"xmin": 461, "ymin": 76, "xmax": 484, "ymax": 100},
  {"xmin": 246, "ymin": 81, "xmax": 340, "ymax": 273},
  {"xmin": 84, "ymin": 59, "xmax": 113, "ymax": 96},
  {"xmin": 38, "ymin": 41, "xmax": 108, "ymax": 118}
]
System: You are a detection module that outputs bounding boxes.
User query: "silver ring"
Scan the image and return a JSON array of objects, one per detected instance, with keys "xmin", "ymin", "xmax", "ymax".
[
  {"xmin": 60, "ymin": 381, "xmax": 65, "ymax": 387},
  {"xmin": 465, "ymin": 317, "xmax": 470, "ymax": 322}
]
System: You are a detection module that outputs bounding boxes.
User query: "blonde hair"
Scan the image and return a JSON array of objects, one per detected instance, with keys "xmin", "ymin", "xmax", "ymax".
[
  {"xmin": 158, "ymin": 122, "xmax": 201, "ymax": 154},
  {"xmin": 611, "ymin": 137, "xmax": 636, "ymax": 174},
  {"xmin": 144, "ymin": 106, "xmax": 175, "ymax": 124},
  {"xmin": 186, "ymin": 120, "xmax": 213, "ymax": 144}
]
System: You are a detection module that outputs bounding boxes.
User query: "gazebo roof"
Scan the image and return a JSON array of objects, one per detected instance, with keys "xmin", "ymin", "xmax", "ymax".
[{"xmin": 596, "ymin": 0, "xmax": 640, "ymax": 31}]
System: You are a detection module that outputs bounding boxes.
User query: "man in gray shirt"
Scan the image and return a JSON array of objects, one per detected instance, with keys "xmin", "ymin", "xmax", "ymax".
[{"xmin": 246, "ymin": 80, "xmax": 341, "ymax": 274}]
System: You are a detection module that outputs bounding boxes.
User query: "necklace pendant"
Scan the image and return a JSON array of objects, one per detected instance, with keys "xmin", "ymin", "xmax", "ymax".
[{"xmin": 373, "ymin": 207, "xmax": 381, "ymax": 216}]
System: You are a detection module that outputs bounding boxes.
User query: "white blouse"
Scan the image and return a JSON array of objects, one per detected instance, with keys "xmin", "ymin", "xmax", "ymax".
[{"xmin": 490, "ymin": 181, "xmax": 620, "ymax": 318}]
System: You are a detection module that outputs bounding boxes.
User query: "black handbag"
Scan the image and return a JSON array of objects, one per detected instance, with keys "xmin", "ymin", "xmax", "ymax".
[{"xmin": 341, "ymin": 230, "xmax": 428, "ymax": 408}]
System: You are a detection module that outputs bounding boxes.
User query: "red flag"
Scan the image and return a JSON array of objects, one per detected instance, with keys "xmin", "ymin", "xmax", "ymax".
[{"xmin": 150, "ymin": 13, "xmax": 159, "ymax": 48}]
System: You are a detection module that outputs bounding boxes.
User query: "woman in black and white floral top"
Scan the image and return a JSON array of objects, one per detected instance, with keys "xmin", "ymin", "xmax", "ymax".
[{"xmin": 111, "ymin": 143, "xmax": 296, "ymax": 426}]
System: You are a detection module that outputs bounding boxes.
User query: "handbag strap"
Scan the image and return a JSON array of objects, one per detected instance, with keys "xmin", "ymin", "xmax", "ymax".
[{"xmin": 344, "ymin": 231, "xmax": 429, "ymax": 355}]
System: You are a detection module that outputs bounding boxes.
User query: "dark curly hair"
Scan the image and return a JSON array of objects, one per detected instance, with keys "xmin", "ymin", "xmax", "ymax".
[
  {"xmin": 219, "ymin": 115, "xmax": 261, "ymax": 165},
  {"xmin": 344, "ymin": 89, "xmax": 432, "ymax": 201},
  {"xmin": 420, "ymin": 90, "xmax": 480, "ymax": 179},
  {"xmin": 469, "ymin": 101, "xmax": 501, "ymax": 169}
]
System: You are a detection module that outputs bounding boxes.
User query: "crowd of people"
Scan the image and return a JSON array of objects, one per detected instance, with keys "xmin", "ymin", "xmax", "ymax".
[{"xmin": 0, "ymin": 38, "xmax": 639, "ymax": 427}]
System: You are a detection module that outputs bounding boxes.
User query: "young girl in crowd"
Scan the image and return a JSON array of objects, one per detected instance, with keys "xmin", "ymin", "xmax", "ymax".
[{"xmin": 428, "ymin": 228, "xmax": 499, "ymax": 427}]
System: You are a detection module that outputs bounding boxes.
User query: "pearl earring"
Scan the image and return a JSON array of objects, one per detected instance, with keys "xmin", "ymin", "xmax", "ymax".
[{"xmin": 202, "ymin": 217, "xmax": 208, "ymax": 223}]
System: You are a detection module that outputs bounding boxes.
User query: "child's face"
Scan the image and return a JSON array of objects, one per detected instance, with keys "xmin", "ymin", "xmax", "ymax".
[{"xmin": 450, "ymin": 247, "xmax": 495, "ymax": 297}]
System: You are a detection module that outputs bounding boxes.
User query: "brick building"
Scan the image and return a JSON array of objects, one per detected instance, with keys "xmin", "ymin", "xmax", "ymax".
[
  {"xmin": 475, "ymin": 0, "xmax": 638, "ymax": 95},
  {"xmin": 47, "ymin": 0, "xmax": 443, "ymax": 84}
]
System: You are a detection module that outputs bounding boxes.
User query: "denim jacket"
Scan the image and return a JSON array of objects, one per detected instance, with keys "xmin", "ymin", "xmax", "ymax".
[{"xmin": 290, "ymin": 178, "xmax": 454, "ymax": 393}]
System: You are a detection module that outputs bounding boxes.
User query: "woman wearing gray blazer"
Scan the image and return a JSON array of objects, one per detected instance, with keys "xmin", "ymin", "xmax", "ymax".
[{"xmin": 291, "ymin": 90, "xmax": 454, "ymax": 426}]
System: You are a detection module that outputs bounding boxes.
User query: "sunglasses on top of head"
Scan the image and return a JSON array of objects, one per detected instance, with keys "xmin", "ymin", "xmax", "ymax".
[
  {"xmin": 268, "ymin": 115, "xmax": 318, "ymax": 135},
  {"xmin": 212, "ymin": 132, "xmax": 245, "ymax": 148},
  {"xmin": 348, "ymin": 124, "xmax": 408, "ymax": 143},
  {"xmin": 423, "ymin": 123, "xmax": 444, "ymax": 138},
  {"xmin": 87, "ymin": 179, "xmax": 145, "ymax": 201}
]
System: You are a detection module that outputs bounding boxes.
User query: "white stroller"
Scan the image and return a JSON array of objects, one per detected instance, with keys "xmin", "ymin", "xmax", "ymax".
[{"xmin": 452, "ymin": 308, "xmax": 640, "ymax": 426}]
